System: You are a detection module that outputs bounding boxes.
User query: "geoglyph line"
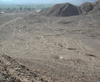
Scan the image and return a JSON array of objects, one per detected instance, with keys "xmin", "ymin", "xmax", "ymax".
[{"xmin": 74, "ymin": 39, "xmax": 85, "ymax": 54}]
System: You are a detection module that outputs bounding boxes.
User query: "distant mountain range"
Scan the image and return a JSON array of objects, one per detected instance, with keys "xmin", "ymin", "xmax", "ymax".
[{"xmin": 0, "ymin": 0, "xmax": 98, "ymax": 5}]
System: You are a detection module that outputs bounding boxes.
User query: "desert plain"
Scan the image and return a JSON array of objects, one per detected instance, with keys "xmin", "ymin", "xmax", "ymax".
[{"xmin": 0, "ymin": 9, "xmax": 100, "ymax": 82}]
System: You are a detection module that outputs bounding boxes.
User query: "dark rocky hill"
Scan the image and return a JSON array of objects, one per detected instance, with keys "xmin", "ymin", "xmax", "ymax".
[
  {"xmin": 41, "ymin": 0, "xmax": 100, "ymax": 16},
  {"xmin": 92, "ymin": 0, "xmax": 100, "ymax": 7},
  {"xmin": 42, "ymin": 3, "xmax": 79, "ymax": 17},
  {"xmin": 79, "ymin": 2, "xmax": 94, "ymax": 14},
  {"xmin": 89, "ymin": 0, "xmax": 100, "ymax": 13}
]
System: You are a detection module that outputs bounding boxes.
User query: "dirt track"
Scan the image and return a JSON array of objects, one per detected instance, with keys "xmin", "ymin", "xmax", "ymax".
[{"xmin": 0, "ymin": 12, "xmax": 100, "ymax": 82}]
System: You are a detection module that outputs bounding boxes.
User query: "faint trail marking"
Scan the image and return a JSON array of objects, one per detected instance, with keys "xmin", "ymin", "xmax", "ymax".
[
  {"xmin": 26, "ymin": 41, "xmax": 30, "ymax": 48},
  {"xmin": 2, "ymin": 45, "xmax": 8, "ymax": 54},
  {"xmin": 89, "ymin": 15, "xmax": 97, "ymax": 23},
  {"xmin": 0, "ymin": 17, "xmax": 22, "ymax": 30},
  {"xmin": 74, "ymin": 39, "xmax": 85, "ymax": 54},
  {"xmin": 77, "ymin": 20, "xmax": 82, "ymax": 26}
]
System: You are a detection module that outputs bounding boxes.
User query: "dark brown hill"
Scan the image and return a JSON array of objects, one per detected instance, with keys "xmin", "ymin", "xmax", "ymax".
[
  {"xmin": 43, "ymin": 3, "xmax": 79, "ymax": 17},
  {"xmin": 41, "ymin": 0, "xmax": 100, "ymax": 16},
  {"xmin": 79, "ymin": 2, "xmax": 93, "ymax": 14},
  {"xmin": 89, "ymin": 0, "xmax": 100, "ymax": 14},
  {"xmin": 92, "ymin": 0, "xmax": 100, "ymax": 7}
]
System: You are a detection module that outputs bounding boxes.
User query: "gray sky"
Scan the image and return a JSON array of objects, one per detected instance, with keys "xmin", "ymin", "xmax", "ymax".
[{"xmin": 0, "ymin": 0, "xmax": 98, "ymax": 4}]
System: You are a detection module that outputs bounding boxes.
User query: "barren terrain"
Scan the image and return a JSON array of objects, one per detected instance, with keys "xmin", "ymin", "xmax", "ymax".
[{"xmin": 0, "ymin": 11, "xmax": 100, "ymax": 82}]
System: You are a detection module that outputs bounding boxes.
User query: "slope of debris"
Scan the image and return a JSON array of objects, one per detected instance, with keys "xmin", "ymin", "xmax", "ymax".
[{"xmin": 0, "ymin": 54, "xmax": 55, "ymax": 82}]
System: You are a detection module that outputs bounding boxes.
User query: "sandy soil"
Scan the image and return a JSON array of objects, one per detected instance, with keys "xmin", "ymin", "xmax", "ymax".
[{"xmin": 0, "ymin": 11, "xmax": 100, "ymax": 82}]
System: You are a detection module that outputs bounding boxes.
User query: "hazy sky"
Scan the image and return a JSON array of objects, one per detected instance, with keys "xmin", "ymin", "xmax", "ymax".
[{"xmin": 0, "ymin": 0, "xmax": 98, "ymax": 4}]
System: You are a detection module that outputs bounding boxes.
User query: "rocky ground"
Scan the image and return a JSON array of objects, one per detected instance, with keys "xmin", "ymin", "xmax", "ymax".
[{"xmin": 0, "ymin": 54, "xmax": 57, "ymax": 82}]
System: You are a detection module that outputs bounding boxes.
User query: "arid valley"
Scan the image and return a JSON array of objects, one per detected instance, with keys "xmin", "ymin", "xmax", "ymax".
[{"xmin": 0, "ymin": 1, "xmax": 100, "ymax": 82}]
